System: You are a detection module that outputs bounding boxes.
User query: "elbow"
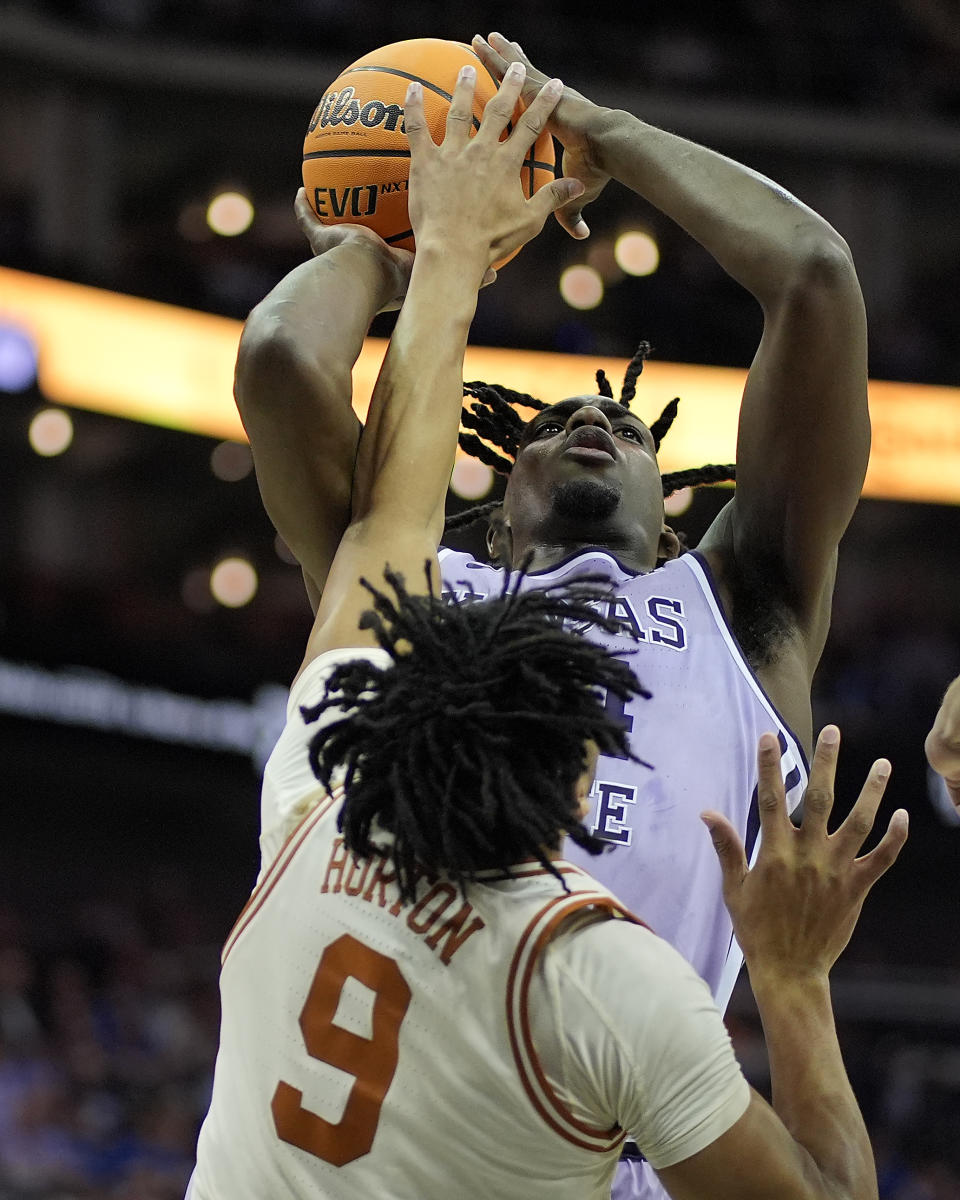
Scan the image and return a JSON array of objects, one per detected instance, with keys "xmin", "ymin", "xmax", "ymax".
[
  {"xmin": 763, "ymin": 231, "xmax": 864, "ymax": 327},
  {"xmin": 787, "ymin": 231, "xmax": 859, "ymax": 297},
  {"xmin": 234, "ymin": 310, "xmax": 349, "ymax": 421}
]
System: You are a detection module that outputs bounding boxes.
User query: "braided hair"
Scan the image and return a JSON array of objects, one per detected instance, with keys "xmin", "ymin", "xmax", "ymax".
[
  {"xmin": 446, "ymin": 343, "xmax": 736, "ymax": 535},
  {"xmin": 300, "ymin": 566, "xmax": 649, "ymax": 903}
]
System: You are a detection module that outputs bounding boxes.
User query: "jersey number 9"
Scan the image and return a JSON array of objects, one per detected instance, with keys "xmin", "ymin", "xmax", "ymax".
[{"xmin": 272, "ymin": 933, "xmax": 412, "ymax": 1166}]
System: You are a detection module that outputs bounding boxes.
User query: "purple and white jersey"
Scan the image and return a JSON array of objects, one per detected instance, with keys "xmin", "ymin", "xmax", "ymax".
[{"xmin": 439, "ymin": 546, "xmax": 809, "ymax": 1013}]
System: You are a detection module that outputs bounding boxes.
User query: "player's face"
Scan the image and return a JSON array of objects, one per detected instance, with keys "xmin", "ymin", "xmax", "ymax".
[{"xmin": 500, "ymin": 397, "xmax": 672, "ymax": 569}]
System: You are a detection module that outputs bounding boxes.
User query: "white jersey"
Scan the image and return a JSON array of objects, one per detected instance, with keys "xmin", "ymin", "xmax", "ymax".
[
  {"xmin": 190, "ymin": 648, "xmax": 749, "ymax": 1200},
  {"xmin": 439, "ymin": 547, "xmax": 809, "ymax": 1012}
]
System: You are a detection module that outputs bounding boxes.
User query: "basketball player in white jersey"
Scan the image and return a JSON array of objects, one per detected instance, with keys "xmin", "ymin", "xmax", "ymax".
[
  {"xmin": 192, "ymin": 66, "xmax": 907, "ymax": 1200},
  {"xmin": 926, "ymin": 673, "xmax": 960, "ymax": 810},
  {"xmin": 233, "ymin": 34, "xmax": 871, "ymax": 1200}
]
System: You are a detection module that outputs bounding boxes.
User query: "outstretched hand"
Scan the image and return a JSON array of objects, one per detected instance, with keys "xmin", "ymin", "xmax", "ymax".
[
  {"xmin": 403, "ymin": 61, "xmax": 584, "ymax": 271},
  {"xmin": 471, "ymin": 32, "xmax": 611, "ymax": 240},
  {"xmin": 703, "ymin": 726, "xmax": 908, "ymax": 983}
]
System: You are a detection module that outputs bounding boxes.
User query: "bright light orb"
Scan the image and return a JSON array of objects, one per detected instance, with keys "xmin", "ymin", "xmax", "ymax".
[
  {"xmin": 206, "ymin": 192, "xmax": 254, "ymax": 237},
  {"xmin": 450, "ymin": 458, "xmax": 494, "ymax": 501},
  {"xmin": 210, "ymin": 440, "xmax": 253, "ymax": 481},
  {"xmin": 0, "ymin": 325, "xmax": 38, "ymax": 392},
  {"xmin": 664, "ymin": 487, "xmax": 693, "ymax": 517},
  {"xmin": 210, "ymin": 557, "xmax": 258, "ymax": 608},
  {"xmin": 559, "ymin": 265, "xmax": 604, "ymax": 311},
  {"xmin": 29, "ymin": 408, "xmax": 74, "ymax": 457},
  {"xmin": 614, "ymin": 231, "xmax": 660, "ymax": 277}
]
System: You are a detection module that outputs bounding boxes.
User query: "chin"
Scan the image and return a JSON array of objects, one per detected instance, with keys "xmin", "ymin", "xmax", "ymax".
[{"xmin": 550, "ymin": 478, "xmax": 622, "ymax": 523}]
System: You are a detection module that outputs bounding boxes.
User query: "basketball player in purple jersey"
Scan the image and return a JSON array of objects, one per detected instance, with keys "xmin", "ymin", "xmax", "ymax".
[{"xmin": 235, "ymin": 33, "xmax": 869, "ymax": 1200}]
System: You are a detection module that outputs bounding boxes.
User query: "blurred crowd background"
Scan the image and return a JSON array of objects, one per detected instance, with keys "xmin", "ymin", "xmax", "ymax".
[{"xmin": 1, "ymin": 1, "xmax": 960, "ymax": 1196}]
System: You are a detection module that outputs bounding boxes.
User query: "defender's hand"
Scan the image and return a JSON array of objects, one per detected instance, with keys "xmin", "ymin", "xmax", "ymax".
[
  {"xmin": 925, "ymin": 674, "xmax": 960, "ymax": 810},
  {"xmin": 703, "ymin": 727, "xmax": 908, "ymax": 983},
  {"xmin": 471, "ymin": 32, "xmax": 611, "ymax": 239},
  {"xmin": 403, "ymin": 61, "xmax": 584, "ymax": 272}
]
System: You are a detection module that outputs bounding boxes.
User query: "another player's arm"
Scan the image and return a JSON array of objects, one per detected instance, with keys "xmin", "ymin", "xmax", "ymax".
[
  {"xmin": 656, "ymin": 730, "xmax": 907, "ymax": 1200},
  {"xmin": 233, "ymin": 213, "xmax": 414, "ymax": 609},
  {"xmin": 475, "ymin": 32, "xmax": 868, "ymax": 666},
  {"xmin": 301, "ymin": 66, "xmax": 581, "ymax": 668},
  {"xmin": 925, "ymin": 674, "xmax": 960, "ymax": 809}
]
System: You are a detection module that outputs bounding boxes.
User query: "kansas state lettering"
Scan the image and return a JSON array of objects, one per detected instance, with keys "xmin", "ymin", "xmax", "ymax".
[{"xmin": 441, "ymin": 587, "xmax": 689, "ymax": 651}]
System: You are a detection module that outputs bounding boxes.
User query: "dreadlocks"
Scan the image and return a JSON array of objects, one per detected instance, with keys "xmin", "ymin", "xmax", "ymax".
[
  {"xmin": 300, "ymin": 567, "xmax": 649, "ymax": 904},
  {"xmin": 449, "ymin": 343, "xmax": 736, "ymax": 534}
]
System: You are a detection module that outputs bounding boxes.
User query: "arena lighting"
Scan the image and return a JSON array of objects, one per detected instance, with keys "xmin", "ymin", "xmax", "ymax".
[
  {"xmin": 206, "ymin": 191, "xmax": 255, "ymax": 237},
  {"xmin": 3, "ymin": 267, "xmax": 960, "ymax": 506},
  {"xmin": 210, "ymin": 556, "xmax": 258, "ymax": 608},
  {"xmin": 664, "ymin": 487, "xmax": 693, "ymax": 517},
  {"xmin": 177, "ymin": 201, "xmax": 212, "ymax": 243},
  {"xmin": 210, "ymin": 440, "xmax": 253, "ymax": 481},
  {"xmin": 559, "ymin": 264, "xmax": 604, "ymax": 310},
  {"xmin": 28, "ymin": 407, "xmax": 73, "ymax": 456},
  {"xmin": 585, "ymin": 238, "xmax": 624, "ymax": 284},
  {"xmin": 0, "ymin": 657, "xmax": 287, "ymax": 771},
  {"xmin": 450, "ymin": 458, "xmax": 494, "ymax": 501},
  {"xmin": 615, "ymin": 231, "xmax": 660, "ymax": 277},
  {"xmin": 0, "ymin": 323, "xmax": 38, "ymax": 391}
]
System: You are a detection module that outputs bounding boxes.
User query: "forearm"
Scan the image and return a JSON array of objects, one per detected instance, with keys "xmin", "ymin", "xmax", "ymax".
[
  {"xmin": 750, "ymin": 971, "xmax": 876, "ymax": 1200},
  {"xmin": 353, "ymin": 245, "xmax": 485, "ymax": 536},
  {"xmin": 587, "ymin": 109, "xmax": 851, "ymax": 305},
  {"xmin": 231, "ymin": 241, "xmax": 401, "ymax": 597}
]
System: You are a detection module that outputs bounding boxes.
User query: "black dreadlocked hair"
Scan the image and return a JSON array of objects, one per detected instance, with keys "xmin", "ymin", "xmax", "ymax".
[
  {"xmin": 300, "ymin": 566, "xmax": 649, "ymax": 904},
  {"xmin": 447, "ymin": 342, "xmax": 736, "ymax": 535}
]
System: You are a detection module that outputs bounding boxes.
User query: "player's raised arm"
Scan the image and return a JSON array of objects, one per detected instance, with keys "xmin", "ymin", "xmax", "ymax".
[
  {"xmin": 925, "ymin": 674, "xmax": 960, "ymax": 810},
  {"xmin": 233, "ymin": 215, "xmax": 413, "ymax": 609},
  {"xmin": 654, "ymin": 729, "xmax": 907, "ymax": 1200},
  {"xmin": 300, "ymin": 65, "xmax": 583, "ymax": 666},
  {"xmin": 474, "ymin": 31, "xmax": 869, "ymax": 688}
]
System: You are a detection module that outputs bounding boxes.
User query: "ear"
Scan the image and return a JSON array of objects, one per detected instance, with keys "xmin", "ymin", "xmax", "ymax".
[
  {"xmin": 656, "ymin": 523, "xmax": 681, "ymax": 565},
  {"xmin": 486, "ymin": 509, "xmax": 512, "ymax": 566}
]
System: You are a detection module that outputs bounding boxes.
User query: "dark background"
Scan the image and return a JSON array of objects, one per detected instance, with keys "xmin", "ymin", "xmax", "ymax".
[{"xmin": 1, "ymin": 2, "xmax": 959, "ymax": 1196}]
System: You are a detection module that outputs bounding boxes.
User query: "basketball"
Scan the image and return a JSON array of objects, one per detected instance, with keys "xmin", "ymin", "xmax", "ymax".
[{"xmin": 302, "ymin": 38, "xmax": 557, "ymax": 269}]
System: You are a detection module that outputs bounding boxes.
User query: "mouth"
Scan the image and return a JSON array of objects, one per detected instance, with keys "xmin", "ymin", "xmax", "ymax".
[{"xmin": 562, "ymin": 427, "xmax": 617, "ymax": 462}]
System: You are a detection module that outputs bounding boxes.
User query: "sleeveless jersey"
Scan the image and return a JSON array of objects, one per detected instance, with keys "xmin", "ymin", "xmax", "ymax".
[
  {"xmin": 190, "ymin": 648, "xmax": 749, "ymax": 1200},
  {"xmin": 439, "ymin": 546, "xmax": 809, "ymax": 1013}
]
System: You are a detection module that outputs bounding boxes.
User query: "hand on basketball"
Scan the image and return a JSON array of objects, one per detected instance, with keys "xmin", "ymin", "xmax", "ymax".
[
  {"xmin": 925, "ymin": 674, "xmax": 960, "ymax": 809},
  {"xmin": 294, "ymin": 188, "xmax": 497, "ymax": 310},
  {"xmin": 403, "ymin": 63, "xmax": 585, "ymax": 272},
  {"xmin": 294, "ymin": 188, "xmax": 415, "ymax": 311},
  {"xmin": 702, "ymin": 726, "xmax": 908, "ymax": 983},
  {"xmin": 471, "ymin": 32, "xmax": 611, "ymax": 240}
]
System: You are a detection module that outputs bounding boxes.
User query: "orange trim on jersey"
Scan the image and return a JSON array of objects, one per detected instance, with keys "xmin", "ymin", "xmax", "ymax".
[
  {"xmin": 507, "ymin": 891, "xmax": 649, "ymax": 1152},
  {"xmin": 221, "ymin": 787, "xmax": 342, "ymax": 965},
  {"xmin": 482, "ymin": 862, "xmax": 588, "ymax": 880}
]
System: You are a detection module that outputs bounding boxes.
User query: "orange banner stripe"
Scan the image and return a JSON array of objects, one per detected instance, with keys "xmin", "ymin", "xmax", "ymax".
[{"xmin": 2, "ymin": 266, "xmax": 958, "ymax": 504}]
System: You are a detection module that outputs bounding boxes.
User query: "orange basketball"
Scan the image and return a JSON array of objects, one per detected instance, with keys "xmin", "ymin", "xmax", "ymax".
[{"xmin": 301, "ymin": 38, "xmax": 557, "ymax": 270}]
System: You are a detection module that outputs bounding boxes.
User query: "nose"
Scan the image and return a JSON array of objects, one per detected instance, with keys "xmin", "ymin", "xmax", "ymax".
[{"xmin": 567, "ymin": 406, "xmax": 613, "ymax": 434}]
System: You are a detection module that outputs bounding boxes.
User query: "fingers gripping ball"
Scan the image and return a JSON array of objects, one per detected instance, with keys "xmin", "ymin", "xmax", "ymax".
[{"xmin": 302, "ymin": 38, "xmax": 557, "ymax": 269}]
